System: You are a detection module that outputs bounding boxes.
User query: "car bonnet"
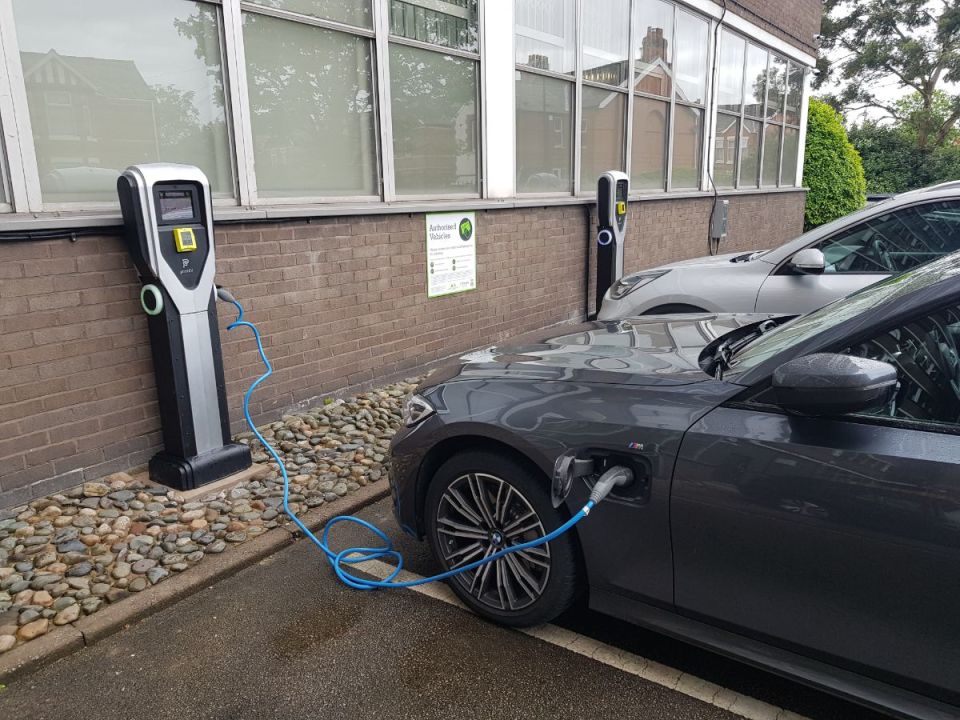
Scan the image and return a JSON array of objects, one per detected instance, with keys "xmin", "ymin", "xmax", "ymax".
[{"xmin": 433, "ymin": 314, "xmax": 776, "ymax": 387}]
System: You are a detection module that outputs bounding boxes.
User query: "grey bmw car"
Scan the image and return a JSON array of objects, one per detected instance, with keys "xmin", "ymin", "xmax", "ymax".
[{"xmin": 389, "ymin": 253, "xmax": 960, "ymax": 720}]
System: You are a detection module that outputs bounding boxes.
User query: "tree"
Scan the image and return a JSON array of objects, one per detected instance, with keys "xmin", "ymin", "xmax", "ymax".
[
  {"xmin": 893, "ymin": 89, "xmax": 960, "ymax": 147},
  {"xmin": 817, "ymin": 0, "xmax": 960, "ymax": 153},
  {"xmin": 803, "ymin": 99, "xmax": 867, "ymax": 229}
]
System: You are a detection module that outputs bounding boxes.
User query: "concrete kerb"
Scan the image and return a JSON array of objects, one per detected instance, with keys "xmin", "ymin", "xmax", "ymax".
[{"xmin": 0, "ymin": 482, "xmax": 390, "ymax": 684}]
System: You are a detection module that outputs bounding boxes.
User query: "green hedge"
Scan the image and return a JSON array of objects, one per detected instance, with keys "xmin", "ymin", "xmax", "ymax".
[{"xmin": 802, "ymin": 99, "xmax": 866, "ymax": 229}]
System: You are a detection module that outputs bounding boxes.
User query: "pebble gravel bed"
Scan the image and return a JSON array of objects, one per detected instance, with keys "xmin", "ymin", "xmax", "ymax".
[{"xmin": 0, "ymin": 380, "xmax": 418, "ymax": 655}]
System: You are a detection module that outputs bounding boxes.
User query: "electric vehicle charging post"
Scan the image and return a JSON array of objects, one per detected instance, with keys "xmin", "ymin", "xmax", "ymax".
[
  {"xmin": 596, "ymin": 171, "xmax": 629, "ymax": 313},
  {"xmin": 117, "ymin": 163, "xmax": 251, "ymax": 491}
]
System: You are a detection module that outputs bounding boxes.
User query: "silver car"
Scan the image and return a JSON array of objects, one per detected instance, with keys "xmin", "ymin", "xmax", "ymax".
[{"xmin": 598, "ymin": 182, "xmax": 960, "ymax": 320}]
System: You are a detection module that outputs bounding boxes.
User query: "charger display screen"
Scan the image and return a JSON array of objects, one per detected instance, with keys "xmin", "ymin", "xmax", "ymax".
[{"xmin": 158, "ymin": 190, "xmax": 196, "ymax": 223}]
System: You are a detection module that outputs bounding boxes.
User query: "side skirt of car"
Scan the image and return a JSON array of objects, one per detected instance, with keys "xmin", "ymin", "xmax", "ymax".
[{"xmin": 590, "ymin": 589, "xmax": 960, "ymax": 720}]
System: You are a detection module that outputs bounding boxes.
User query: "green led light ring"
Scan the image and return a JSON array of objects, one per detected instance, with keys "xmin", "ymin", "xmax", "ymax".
[{"xmin": 140, "ymin": 284, "xmax": 163, "ymax": 316}]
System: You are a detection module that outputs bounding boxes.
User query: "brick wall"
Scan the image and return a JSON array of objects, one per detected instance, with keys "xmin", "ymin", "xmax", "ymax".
[
  {"xmin": 713, "ymin": 0, "xmax": 822, "ymax": 55},
  {"xmin": 0, "ymin": 191, "xmax": 805, "ymax": 508}
]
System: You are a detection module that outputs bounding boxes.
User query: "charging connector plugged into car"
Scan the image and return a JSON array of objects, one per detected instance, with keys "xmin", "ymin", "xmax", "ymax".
[{"xmin": 552, "ymin": 448, "xmax": 648, "ymax": 508}]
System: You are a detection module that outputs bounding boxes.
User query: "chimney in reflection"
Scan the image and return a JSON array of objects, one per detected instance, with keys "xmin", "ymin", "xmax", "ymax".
[
  {"xmin": 527, "ymin": 53, "xmax": 550, "ymax": 71},
  {"xmin": 641, "ymin": 26, "xmax": 667, "ymax": 63}
]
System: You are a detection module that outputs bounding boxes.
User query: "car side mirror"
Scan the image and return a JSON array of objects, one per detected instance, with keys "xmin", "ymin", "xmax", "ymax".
[
  {"xmin": 788, "ymin": 248, "xmax": 826, "ymax": 275},
  {"xmin": 772, "ymin": 353, "xmax": 898, "ymax": 416}
]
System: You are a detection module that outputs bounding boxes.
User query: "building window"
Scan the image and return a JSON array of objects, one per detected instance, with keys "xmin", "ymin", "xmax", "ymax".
[
  {"xmin": 516, "ymin": 72, "xmax": 573, "ymax": 193},
  {"xmin": 13, "ymin": 0, "xmax": 234, "ymax": 204},
  {"xmin": 672, "ymin": 105, "xmax": 703, "ymax": 190},
  {"xmin": 0, "ymin": 138, "xmax": 7, "ymax": 208},
  {"xmin": 389, "ymin": 1, "xmax": 480, "ymax": 196},
  {"xmin": 670, "ymin": 9, "xmax": 708, "ymax": 190},
  {"xmin": 581, "ymin": 86, "xmax": 627, "ymax": 189},
  {"xmin": 515, "ymin": 0, "xmax": 575, "ymax": 194},
  {"xmin": 631, "ymin": 95, "xmax": 668, "ymax": 191},
  {"xmin": 631, "ymin": 0, "xmax": 672, "ymax": 191},
  {"xmin": 714, "ymin": 29, "xmax": 805, "ymax": 190},
  {"xmin": 580, "ymin": 0, "xmax": 628, "ymax": 190},
  {"xmin": 247, "ymin": 0, "xmax": 372, "ymax": 29},
  {"xmin": 515, "ymin": 0, "xmax": 576, "ymax": 75},
  {"xmin": 630, "ymin": 1, "xmax": 709, "ymax": 192},
  {"xmin": 389, "ymin": 0, "xmax": 477, "ymax": 52},
  {"xmin": 0, "ymin": 0, "xmax": 813, "ymax": 214},
  {"xmin": 516, "ymin": 0, "xmax": 713, "ymax": 196},
  {"xmin": 242, "ymin": 9, "xmax": 379, "ymax": 199},
  {"xmin": 713, "ymin": 29, "xmax": 744, "ymax": 189}
]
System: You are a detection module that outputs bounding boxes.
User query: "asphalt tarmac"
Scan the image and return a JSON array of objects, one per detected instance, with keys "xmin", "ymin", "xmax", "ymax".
[{"xmin": 0, "ymin": 498, "xmax": 891, "ymax": 720}]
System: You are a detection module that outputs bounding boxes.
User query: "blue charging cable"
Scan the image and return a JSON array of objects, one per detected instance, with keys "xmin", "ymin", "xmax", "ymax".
[{"xmin": 222, "ymin": 291, "xmax": 611, "ymax": 591}]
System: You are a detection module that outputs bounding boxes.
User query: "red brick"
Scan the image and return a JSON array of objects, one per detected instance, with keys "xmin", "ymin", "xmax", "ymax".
[
  {"xmin": 23, "ymin": 440, "xmax": 77, "ymax": 468},
  {"xmin": 26, "ymin": 292, "xmax": 81, "ymax": 312}
]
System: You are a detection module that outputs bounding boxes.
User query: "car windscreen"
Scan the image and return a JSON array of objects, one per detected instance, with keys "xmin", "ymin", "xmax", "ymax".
[{"xmin": 724, "ymin": 255, "xmax": 960, "ymax": 376}]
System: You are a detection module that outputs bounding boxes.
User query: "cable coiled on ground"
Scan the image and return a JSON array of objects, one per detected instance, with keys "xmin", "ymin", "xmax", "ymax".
[{"xmin": 223, "ymin": 295, "xmax": 594, "ymax": 591}]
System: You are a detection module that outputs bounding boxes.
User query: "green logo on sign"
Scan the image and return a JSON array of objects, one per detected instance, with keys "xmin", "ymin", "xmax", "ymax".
[{"xmin": 459, "ymin": 218, "xmax": 473, "ymax": 241}]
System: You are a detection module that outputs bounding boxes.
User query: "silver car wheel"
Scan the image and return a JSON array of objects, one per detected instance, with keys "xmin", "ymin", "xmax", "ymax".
[{"xmin": 434, "ymin": 472, "xmax": 551, "ymax": 612}]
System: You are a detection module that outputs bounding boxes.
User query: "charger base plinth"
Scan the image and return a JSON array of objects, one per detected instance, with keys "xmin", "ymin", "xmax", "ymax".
[{"xmin": 149, "ymin": 444, "xmax": 252, "ymax": 492}]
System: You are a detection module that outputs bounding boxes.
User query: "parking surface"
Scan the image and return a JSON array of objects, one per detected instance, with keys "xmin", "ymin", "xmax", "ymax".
[{"xmin": 0, "ymin": 498, "xmax": 890, "ymax": 720}]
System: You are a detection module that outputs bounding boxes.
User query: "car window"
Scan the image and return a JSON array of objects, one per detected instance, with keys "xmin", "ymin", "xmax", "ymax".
[
  {"xmin": 841, "ymin": 304, "xmax": 960, "ymax": 427},
  {"xmin": 812, "ymin": 200, "xmax": 960, "ymax": 274},
  {"xmin": 725, "ymin": 257, "xmax": 960, "ymax": 377}
]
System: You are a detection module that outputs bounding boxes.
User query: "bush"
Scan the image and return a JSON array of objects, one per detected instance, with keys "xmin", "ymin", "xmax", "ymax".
[
  {"xmin": 849, "ymin": 120, "xmax": 960, "ymax": 195},
  {"xmin": 802, "ymin": 99, "xmax": 866, "ymax": 229},
  {"xmin": 847, "ymin": 122, "xmax": 919, "ymax": 195}
]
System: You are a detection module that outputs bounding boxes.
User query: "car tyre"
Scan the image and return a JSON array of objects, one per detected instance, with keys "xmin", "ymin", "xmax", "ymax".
[{"xmin": 424, "ymin": 450, "xmax": 582, "ymax": 627}]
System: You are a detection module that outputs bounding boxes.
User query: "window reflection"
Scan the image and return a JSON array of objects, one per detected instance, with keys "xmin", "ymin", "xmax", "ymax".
[
  {"xmin": 631, "ymin": 96, "xmax": 668, "ymax": 191},
  {"xmin": 672, "ymin": 105, "xmax": 702, "ymax": 190},
  {"xmin": 14, "ymin": 0, "xmax": 233, "ymax": 203},
  {"xmin": 714, "ymin": 115, "xmax": 738, "ymax": 189},
  {"xmin": 582, "ymin": 0, "xmax": 629, "ymax": 87},
  {"xmin": 633, "ymin": 0, "xmax": 673, "ymax": 97},
  {"xmin": 515, "ymin": 0, "xmax": 576, "ymax": 75},
  {"xmin": 717, "ymin": 30, "xmax": 745, "ymax": 113},
  {"xmin": 580, "ymin": 86, "xmax": 626, "ymax": 188},
  {"xmin": 766, "ymin": 56, "xmax": 788, "ymax": 121},
  {"xmin": 781, "ymin": 127, "xmax": 799, "ymax": 187},
  {"xmin": 674, "ymin": 11, "xmax": 708, "ymax": 105},
  {"xmin": 516, "ymin": 73, "xmax": 573, "ymax": 193},
  {"xmin": 247, "ymin": 0, "xmax": 372, "ymax": 29},
  {"xmin": 390, "ymin": 45, "xmax": 479, "ymax": 195},
  {"xmin": 762, "ymin": 123, "xmax": 781, "ymax": 187},
  {"xmin": 785, "ymin": 64, "xmax": 803, "ymax": 126},
  {"xmin": 243, "ymin": 13, "xmax": 378, "ymax": 198},
  {"xmin": 389, "ymin": 0, "xmax": 478, "ymax": 53},
  {"xmin": 744, "ymin": 44, "xmax": 768, "ymax": 117},
  {"xmin": 740, "ymin": 118, "xmax": 761, "ymax": 188}
]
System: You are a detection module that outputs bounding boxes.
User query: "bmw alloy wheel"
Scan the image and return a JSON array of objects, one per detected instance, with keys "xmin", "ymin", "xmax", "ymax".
[{"xmin": 434, "ymin": 472, "xmax": 551, "ymax": 611}]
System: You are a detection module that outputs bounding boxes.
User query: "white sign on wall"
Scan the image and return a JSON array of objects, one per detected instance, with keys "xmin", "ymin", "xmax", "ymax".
[{"xmin": 425, "ymin": 211, "xmax": 477, "ymax": 298}]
